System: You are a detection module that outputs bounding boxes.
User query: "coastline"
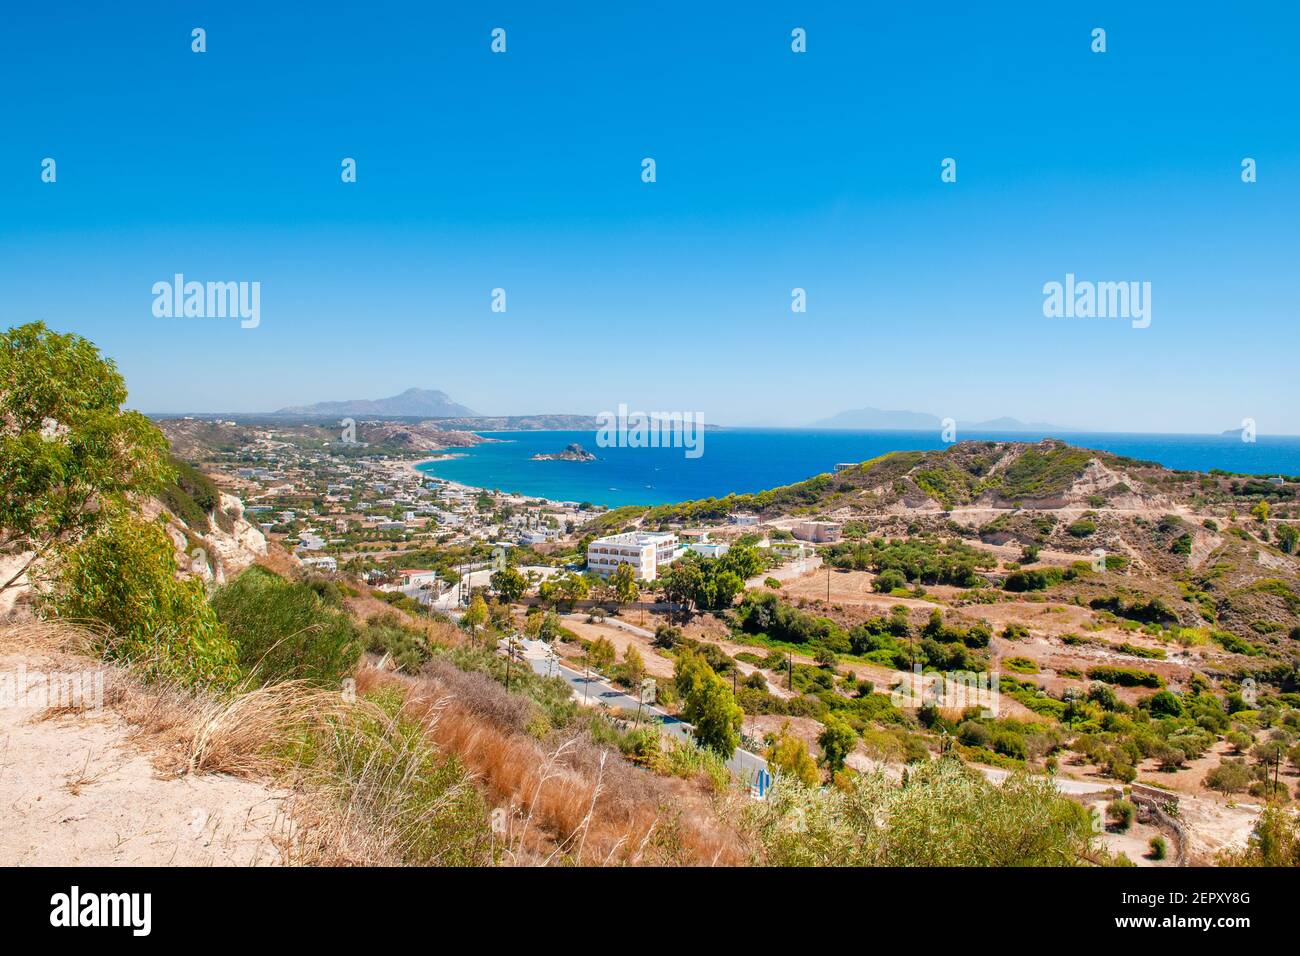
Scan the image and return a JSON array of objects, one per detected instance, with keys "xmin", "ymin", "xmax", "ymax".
[
  {"xmin": 396, "ymin": 453, "xmax": 582, "ymax": 510},
  {"xmin": 402, "ymin": 452, "xmax": 464, "ymax": 477},
  {"xmin": 389, "ymin": 427, "xmax": 1300, "ymax": 511}
]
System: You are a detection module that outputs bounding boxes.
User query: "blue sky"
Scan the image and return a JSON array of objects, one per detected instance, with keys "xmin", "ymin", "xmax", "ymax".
[{"xmin": 2, "ymin": 2, "xmax": 1297, "ymax": 433}]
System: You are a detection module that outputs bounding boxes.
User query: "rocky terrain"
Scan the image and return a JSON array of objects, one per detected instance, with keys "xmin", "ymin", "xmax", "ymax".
[{"xmin": 531, "ymin": 443, "xmax": 597, "ymax": 462}]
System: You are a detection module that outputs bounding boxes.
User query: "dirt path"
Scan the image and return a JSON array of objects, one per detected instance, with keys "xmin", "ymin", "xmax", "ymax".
[{"xmin": 0, "ymin": 650, "xmax": 294, "ymax": 866}]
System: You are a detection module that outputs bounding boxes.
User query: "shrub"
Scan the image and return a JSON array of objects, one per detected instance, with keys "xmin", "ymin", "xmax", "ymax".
[
  {"xmin": 1087, "ymin": 665, "xmax": 1164, "ymax": 688},
  {"xmin": 1218, "ymin": 806, "xmax": 1300, "ymax": 865},
  {"xmin": 1205, "ymin": 759, "xmax": 1252, "ymax": 794},
  {"xmin": 1226, "ymin": 730, "xmax": 1254, "ymax": 753},
  {"xmin": 1109, "ymin": 761, "xmax": 1138, "ymax": 784},
  {"xmin": 653, "ymin": 624, "xmax": 683, "ymax": 649},
  {"xmin": 1088, "ymin": 596, "xmax": 1177, "ymax": 626},
  {"xmin": 361, "ymin": 613, "xmax": 431, "ymax": 674},
  {"xmin": 749, "ymin": 757, "xmax": 1095, "ymax": 866},
  {"xmin": 875, "ymin": 568, "xmax": 907, "ymax": 593},
  {"xmin": 818, "ymin": 715, "xmax": 858, "ymax": 774},
  {"xmin": 1248, "ymin": 779, "xmax": 1291, "ymax": 803},
  {"xmin": 158, "ymin": 455, "xmax": 221, "ymax": 533},
  {"xmin": 1148, "ymin": 836, "xmax": 1167, "ymax": 860},
  {"xmin": 42, "ymin": 508, "xmax": 239, "ymax": 688},
  {"xmin": 1145, "ymin": 690, "xmax": 1183, "ymax": 718},
  {"xmin": 213, "ymin": 566, "xmax": 362, "ymax": 687},
  {"xmin": 766, "ymin": 723, "xmax": 819, "ymax": 786},
  {"xmin": 1107, "ymin": 799, "xmax": 1136, "ymax": 830},
  {"xmin": 1152, "ymin": 743, "xmax": 1186, "ymax": 771}
]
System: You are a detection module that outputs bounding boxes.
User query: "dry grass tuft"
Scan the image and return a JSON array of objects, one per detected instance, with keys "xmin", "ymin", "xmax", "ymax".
[
  {"xmin": 182, "ymin": 682, "xmax": 348, "ymax": 776},
  {"xmin": 0, "ymin": 619, "xmax": 101, "ymax": 657},
  {"xmin": 355, "ymin": 663, "xmax": 745, "ymax": 866}
]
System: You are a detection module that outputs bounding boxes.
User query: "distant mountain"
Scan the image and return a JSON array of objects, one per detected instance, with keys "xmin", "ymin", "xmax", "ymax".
[
  {"xmin": 811, "ymin": 407, "xmax": 939, "ymax": 430},
  {"xmin": 272, "ymin": 388, "xmax": 478, "ymax": 419},
  {"xmin": 810, "ymin": 406, "xmax": 1064, "ymax": 432}
]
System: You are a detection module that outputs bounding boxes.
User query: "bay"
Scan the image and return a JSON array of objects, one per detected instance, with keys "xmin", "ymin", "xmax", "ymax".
[{"xmin": 416, "ymin": 429, "xmax": 1300, "ymax": 509}]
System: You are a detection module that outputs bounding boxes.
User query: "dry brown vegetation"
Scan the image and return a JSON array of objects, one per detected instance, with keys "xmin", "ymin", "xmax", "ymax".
[
  {"xmin": 354, "ymin": 659, "xmax": 747, "ymax": 866},
  {"xmin": 1, "ymin": 618, "xmax": 749, "ymax": 867}
]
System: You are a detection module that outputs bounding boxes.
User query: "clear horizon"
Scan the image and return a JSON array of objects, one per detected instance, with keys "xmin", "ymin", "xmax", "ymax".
[{"xmin": 4, "ymin": 2, "xmax": 1297, "ymax": 433}]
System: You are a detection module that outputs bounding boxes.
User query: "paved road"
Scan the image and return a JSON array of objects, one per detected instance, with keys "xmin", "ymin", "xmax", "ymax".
[{"xmin": 507, "ymin": 638, "xmax": 767, "ymax": 781}]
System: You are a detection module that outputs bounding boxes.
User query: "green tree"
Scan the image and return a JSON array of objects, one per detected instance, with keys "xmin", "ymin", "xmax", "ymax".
[
  {"xmin": 766, "ymin": 722, "xmax": 819, "ymax": 787},
  {"xmin": 585, "ymin": 636, "xmax": 616, "ymax": 672},
  {"xmin": 818, "ymin": 715, "xmax": 858, "ymax": 774},
  {"xmin": 618, "ymin": 643, "xmax": 646, "ymax": 687},
  {"xmin": 490, "ymin": 566, "xmax": 527, "ymax": 603},
  {"xmin": 41, "ymin": 507, "xmax": 239, "ymax": 687},
  {"xmin": 1205, "ymin": 758, "xmax": 1252, "ymax": 794},
  {"xmin": 659, "ymin": 560, "xmax": 702, "ymax": 616},
  {"xmin": 610, "ymin": 562, "xmax": 639, "ymax": 606},
  {"xmin": 557, "ymin": 572, "xmax": 589, "ymax": 605},
  {"xmin": 717, "ymin": 544, "xmax": 763, "ymax": 581},
  {"xmin": 523, "ymin": 607, "xmax": 543, "ymax": 638},
  {"xmin": 538, "ymin": 609, "xmax": 564, "ymax": 643},
  {"xmin": 1, "ymin": 323, "xmax": 171, "ymax": 593},
  {"xmin": 463, "ymin": 593, "xmax": 489, "ymax": 643},
  {"xmin": 1275, "ymin": 523, "xmax": 1299, "ymax": 554},
  {"xmin": 675, "ymin": 648, "xmax": 743, "ymax": 758}
]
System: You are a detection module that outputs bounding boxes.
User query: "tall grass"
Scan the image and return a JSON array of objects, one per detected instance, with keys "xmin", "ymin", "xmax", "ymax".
[{"xmin": 356, "ymin": 665, "xmax": 744, "ymax": 866}]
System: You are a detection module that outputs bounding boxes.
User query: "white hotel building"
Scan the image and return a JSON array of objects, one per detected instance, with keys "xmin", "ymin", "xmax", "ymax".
[{"xmin": 586, "ymin": 532, "xmax": 679, "ymax": 581}]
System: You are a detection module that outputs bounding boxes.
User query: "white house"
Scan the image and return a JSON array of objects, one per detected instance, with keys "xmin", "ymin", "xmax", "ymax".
[
  {"xmin": 687, "ymin": 541, "xmax": 730, "ymax": 559},
  {"xmin": 793, "ymin": 520, "xmax": 842, "ymax": 543},
  {"xmin": 393, "ymin": 569, "xmax": 439, "ymax": 589},
  {"xmin": 587, "ymin": 532, "xmax": 678, "ymax": 580}
]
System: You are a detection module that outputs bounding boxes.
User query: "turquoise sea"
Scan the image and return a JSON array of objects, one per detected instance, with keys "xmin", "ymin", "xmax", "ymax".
[{"xmin": 416, "ymin": 429, "xmax": 1300, "ymax": 509}]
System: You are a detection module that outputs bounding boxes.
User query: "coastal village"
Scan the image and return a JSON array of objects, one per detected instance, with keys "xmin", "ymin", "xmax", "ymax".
[
  {"xmin": 188, "ymin": 419, "xmax": 848, "ymax": 608},
  {"xmin": 145, "ymin": 415, "xmax": 1300, "ymax": 867}
]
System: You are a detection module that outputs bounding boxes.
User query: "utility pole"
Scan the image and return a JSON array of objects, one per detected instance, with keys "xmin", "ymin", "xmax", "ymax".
[
  {"xmin": 787, "ymin": 653, "xmax": 793, "ymax": 691},
  {"xmin": 504, "ymin": 634, "xmax": 513, "ymax": 691}
]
